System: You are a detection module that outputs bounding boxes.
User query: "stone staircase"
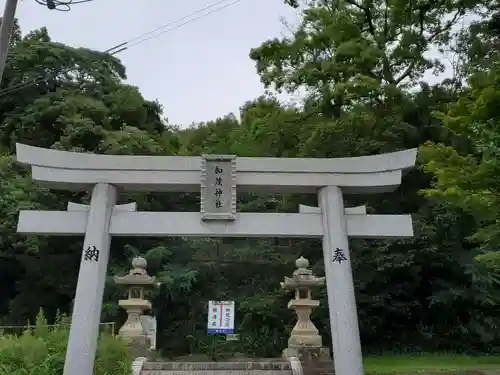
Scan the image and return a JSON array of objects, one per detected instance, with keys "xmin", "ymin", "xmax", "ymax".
[{"xmin": 139, "ymin": 360, "xmax": 299, "ymax": 375}]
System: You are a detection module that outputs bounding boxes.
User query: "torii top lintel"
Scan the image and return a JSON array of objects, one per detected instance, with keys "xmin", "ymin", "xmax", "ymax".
[{"xmin": 15, "ymin": 143, "xmax": 417, "ymax": 194}]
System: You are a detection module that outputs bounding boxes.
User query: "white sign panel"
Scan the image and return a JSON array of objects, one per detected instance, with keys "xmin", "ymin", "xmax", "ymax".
[
  {"xmin": 207, "ymin": 300, "xmax": 235, "ymax": 334},
  {"xmin": 139, "ymin": 315, "xmax": 157, "ymax": 348}
]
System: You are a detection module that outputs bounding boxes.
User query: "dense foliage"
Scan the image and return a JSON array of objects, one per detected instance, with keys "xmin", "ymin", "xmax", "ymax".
[
  {"xmin": 1, "ymin": 0, "xmax": 500, "ymax": 360},
  {"xmin": 0, "ymin": 310, "xmax": 130, "ymax": 375}
]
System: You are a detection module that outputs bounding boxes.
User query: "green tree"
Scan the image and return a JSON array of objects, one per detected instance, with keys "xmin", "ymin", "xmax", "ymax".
[
  {"xmin": 421, "ymin": 56, "xmax": 500, "ymax": 266},
  {"xmin": 250, "ymin": 0, "xmax": 480, "ymax": 112},
  {"xmin": 0, "ymin": 25, "xmax": 180, "ymax": 323}
]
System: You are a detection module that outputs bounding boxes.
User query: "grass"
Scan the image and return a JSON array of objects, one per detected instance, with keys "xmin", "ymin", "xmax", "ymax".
[
  {"xmin": 0, "ymin": 310, "xmax": 131, "ymax": 375},
  {"xmin": 364, "ymin": 354, "xmax": 500, "ymax": 374},
  {"xmin": 174, "ymin": 353, "xmax": 500, "ymax": 374}
]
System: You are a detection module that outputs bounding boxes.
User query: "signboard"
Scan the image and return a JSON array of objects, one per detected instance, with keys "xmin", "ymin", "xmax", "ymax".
[
  {"xmin": 200, "ymin": 155, "xmax": 236, "ymax": 221},
  {"xmin": 207, "ymin": 300, "xmax": 235, "ymax": 334}
]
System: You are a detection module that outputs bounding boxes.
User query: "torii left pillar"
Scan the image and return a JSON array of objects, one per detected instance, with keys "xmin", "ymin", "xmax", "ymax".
[{"xmin": 63, "ymin": 184, "xmax": 118, "ymax": 375}]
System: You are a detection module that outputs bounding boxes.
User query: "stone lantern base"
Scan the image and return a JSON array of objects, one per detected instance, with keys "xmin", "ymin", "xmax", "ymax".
[
  {"xmin": 118, "ymin": 299, "xmax": 151, "ymax": 358},
  {"xmin": 290, "ymin": 347, "xmax": 335, "ymax": 375},
  {"xmin": 282, "ymin": 345, "xmax": 330, "ymax": 360},
  {"xmin": 125, "ymin": 334, "xmax": 150, "ymax": 358},
  {"xmin": 121, "ymin": 334, "xmax": 158, "ymax": 360},
  {"xmin": 282, "ymin": 299, "xmax": 329, "ymax": 360}
]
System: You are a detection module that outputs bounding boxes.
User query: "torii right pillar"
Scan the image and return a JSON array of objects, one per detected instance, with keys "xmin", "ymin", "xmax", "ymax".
[
  {"xmin": 319, "ymin": 186, "xmax": 363, "ymax": 375},
  {"xmin": 318, "ymin": 184, "xmax": 415, "ymax": 375}
]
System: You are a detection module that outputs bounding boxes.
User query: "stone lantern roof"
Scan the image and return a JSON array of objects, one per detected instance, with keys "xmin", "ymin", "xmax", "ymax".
[
  {"xmin": 114, "ymin": 256, "xmax": 156, "ymax": 286},
  {"xmin": 281, "ymin": 256, "xmax": 325, "ymax": 290}
]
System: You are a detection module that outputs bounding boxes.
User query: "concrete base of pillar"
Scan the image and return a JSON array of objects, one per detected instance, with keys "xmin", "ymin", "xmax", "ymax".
[
  {"xmin": 126, "ymin": 335, "xmax": 149, "ymax": 359},
  {"xmin": 288, "ymin": 333, "xmax": 323, "ymax": 348},
  {"xmin": 282, "ymin": 346, "xmax": 330, "ymax": 361},
  {"xmin": 146, "ymin": 347, "xmax": 158, "ymax": 361},
  {"xmin": 286, "ymin": 347, "xmax": 334, "ymax": 375}
]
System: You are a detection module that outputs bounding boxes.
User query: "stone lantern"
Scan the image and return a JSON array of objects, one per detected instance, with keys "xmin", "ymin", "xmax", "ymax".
[
  {"xmin": 114, "ymin": 256, "xmax": 156, "ymax": 349},
  {"xmin": 281, "ymin": 256, "xmax": 329, "ymax": 359}
]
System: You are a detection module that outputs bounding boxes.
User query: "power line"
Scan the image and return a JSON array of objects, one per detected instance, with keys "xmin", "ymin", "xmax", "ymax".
[
  {"xmin": 0, "ymin": 42, "xmax": 125, "ymax": 97},
  {"xmin": 34, "ymin": 0, "xmax": 94, "ymax": 12},
  {"xmin": 109, "ymin": 0, "xmax": 235, "ymax": 50},
  {"xmin": 0, "ymin": 0, "xmax": 94, "ymax": 85},
  {"xmin": 0, "ymin": 0, "xmax": 244, "ymax": 98},
  {"xmin": 0, "ymin": 43, "xmax": 123, "ymax": 97},
  {"xmin": 121, "ymin": 0, "xmax": 243, "ymax": 50}
]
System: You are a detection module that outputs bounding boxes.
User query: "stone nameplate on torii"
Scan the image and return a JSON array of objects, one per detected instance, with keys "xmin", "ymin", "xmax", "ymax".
[{"xmin": 200, "ymin": 155, "xmax": 236, "ymax": 221}]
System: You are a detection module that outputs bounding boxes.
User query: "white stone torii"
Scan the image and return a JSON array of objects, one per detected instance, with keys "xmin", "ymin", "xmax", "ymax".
[{"xmin": 15, "ymin": 143, "xmax": 417, "ymax": 375}]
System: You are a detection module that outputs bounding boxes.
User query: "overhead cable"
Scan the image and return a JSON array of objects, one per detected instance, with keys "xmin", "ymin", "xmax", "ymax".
[{"xmin": 0, "ymin": 0, "xmax": 244, "ymax": 97}]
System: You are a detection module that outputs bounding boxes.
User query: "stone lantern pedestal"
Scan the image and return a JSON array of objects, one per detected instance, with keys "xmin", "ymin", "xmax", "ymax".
[
  {"xmin": 281, "ymin": 256, "xmax": 330, "ymax": 361},
  {"xmin": 117, "ymin": 299, "xmax": 151, "ymax": 341},
  {"xmin": 114, "ymin": 256, "xmax": 157, "ymax": 357}
]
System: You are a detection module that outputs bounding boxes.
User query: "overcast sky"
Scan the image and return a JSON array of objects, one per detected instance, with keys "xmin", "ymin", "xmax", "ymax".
[
  {"xmin": 4, "ymin": 0, "xmax": 460, "ymax": 128},
  {"xmin": 4, "ymin": 0, "xmax": 298, "ymax": 126}
]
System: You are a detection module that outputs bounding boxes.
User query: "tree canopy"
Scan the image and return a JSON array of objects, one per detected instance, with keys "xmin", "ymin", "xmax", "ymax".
[{"xmin": 1, "ymin": 0, "xmax": 500, "ymax": 358}]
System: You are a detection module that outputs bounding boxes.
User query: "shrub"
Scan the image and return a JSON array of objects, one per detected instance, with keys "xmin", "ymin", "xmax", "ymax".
[{"xmin": 0, "ymin": 310, "xmax": 131, "ymax": 375}]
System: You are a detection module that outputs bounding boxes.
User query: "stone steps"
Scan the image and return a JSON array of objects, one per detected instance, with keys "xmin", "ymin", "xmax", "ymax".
[{"xmin": 141, "ymin": 360, "xmax": 294, "ymax": 375}]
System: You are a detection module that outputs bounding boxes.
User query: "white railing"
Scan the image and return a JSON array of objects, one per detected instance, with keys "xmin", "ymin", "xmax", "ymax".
[{"xmin": 0, "ymin": 322, "xmax": 116, "ymax": 336}]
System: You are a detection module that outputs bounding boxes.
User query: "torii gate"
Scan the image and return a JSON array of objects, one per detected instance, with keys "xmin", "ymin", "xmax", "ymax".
[{"xmin": 15, "ymin": 144, "xmax": 417, "ymax": 375}]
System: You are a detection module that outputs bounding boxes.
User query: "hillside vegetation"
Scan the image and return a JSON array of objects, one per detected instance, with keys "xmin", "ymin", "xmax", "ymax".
[{"xmin": 1, "ymin": 0, "xmax": 500, "ymax": 359}]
